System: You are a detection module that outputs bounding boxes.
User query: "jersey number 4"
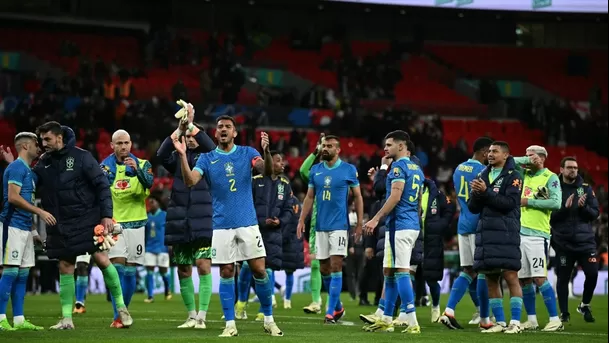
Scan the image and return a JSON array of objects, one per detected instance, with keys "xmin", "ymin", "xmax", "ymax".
[
  {"xmin": 229, "ymin": 179, "xmax": 237, "ymax": 192},
  {"xmin": 457, "ymin": 175, "xmax": 469, "ymax": 201}
]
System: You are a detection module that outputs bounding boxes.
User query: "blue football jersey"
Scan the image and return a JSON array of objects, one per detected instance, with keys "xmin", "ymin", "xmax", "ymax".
[
  {"xmin": 308, "ymin": 159, "xmax": 359, "ymax": 232},
  {"xmin": 194, "ymin": 145, "xmax": 261, "ymax": 230},
  {"xmin": 145, "ymin": 209, "xmax": 167, "ymax": 254},
  {"xmin": 385, "ymin": 157, "xmax": 424, "ymax": 231},
  {"xmin": 0, "ymin": 158, "xmax": 36, "ymax": 231},
  {"xmin": 453, "ymin": 159, "xmax": 486, "ymax": 235}
]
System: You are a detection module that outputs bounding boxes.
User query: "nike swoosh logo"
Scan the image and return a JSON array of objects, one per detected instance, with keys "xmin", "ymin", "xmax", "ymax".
[
  {"xmin": 211, "ymin": 160, "xmax": 219, "ymax": 164},
  {"xmin": 315, "ymin": 172, "xmax": 322, "ymax": 175},
  {"xmin": 258, "ymin": 185, "xmax": 264, "ymax": 187},
  {"xmin": 45, "ymin": 165, "xmax": 51, "ymax": 168}
]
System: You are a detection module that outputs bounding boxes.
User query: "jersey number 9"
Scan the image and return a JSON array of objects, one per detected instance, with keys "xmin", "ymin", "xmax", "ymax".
[
  {"xmin": 457, "ymin": 175, "xmax": 469, "ymax": 201},
  {"xmin": 229, "ymin": 179, "xmax": 237, "ymax": 192},
  {"xmin": 408, "ymin": 174, "xmax": 421, "ymax": 202},
  {"xmin": 322, "ymin": 190, "xmax": 331, "ymax": 201}
]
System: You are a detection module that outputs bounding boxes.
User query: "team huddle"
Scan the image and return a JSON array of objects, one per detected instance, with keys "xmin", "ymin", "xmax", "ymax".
[{"xmin": 0, "ymin": 104, "xmax": 601, "ymax": 336}]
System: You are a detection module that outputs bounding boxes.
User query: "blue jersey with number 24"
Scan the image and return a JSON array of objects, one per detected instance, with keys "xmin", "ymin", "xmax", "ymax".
[
  {"xmin": 308, "ymin": 159, "xmax": 359, "ymax": 232},
  {"xmin": 453, "ymin": 159, "xmax": 486, "ymax": 235},
  {"xmin": 385, "ymin": 157, "xmax": 424, "ymax": 231},
  {"xmin": 194, "ymin": 145, "xmax": 261, "ymax": 230}
]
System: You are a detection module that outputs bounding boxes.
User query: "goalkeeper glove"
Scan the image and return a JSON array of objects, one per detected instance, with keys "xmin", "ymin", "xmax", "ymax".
[
  {"xmin": 534, "ymin": 186, "xmax": 550, "ymax": 199},
  {"xmin": 174, "ymin": 99, "xmax": 195, "ymax": 134}
]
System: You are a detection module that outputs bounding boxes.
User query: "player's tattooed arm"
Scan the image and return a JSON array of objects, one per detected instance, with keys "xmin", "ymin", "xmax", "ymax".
[{"xmin": 372, "ymin": 181, "xmax": 405, "ymax": 221}]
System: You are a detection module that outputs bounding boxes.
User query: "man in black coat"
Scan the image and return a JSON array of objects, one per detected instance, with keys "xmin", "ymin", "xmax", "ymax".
[
  {"xmin": 420, "ymin": 178, "xmax": 455, "ymax": 322},
  {"xmin": 551, "ymin": 156, "xmax": 600, "ymax": 323},
  {"xmin": 467, "ymin": 141, "xmax": 523, "ymax": 334},
  {"xmin": 157, "ymin": 117, "xmax": 216, "ymax": 329},
  {"xmin": 237, "ymin": 151, "xmax": 293, "ymax": 319},
  {"xmin": 281, "ymin": 194, "xmax": 304, "ymax": 309},
  {"xmin": 33, "ymin": 121, "xmax": 132, "ymax": 329}
]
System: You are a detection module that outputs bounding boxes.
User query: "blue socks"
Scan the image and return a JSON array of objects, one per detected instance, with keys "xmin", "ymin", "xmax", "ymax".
[
  {"xmin": 146, "ymin": 271, "xmax": 154, "ymax": 298},
  {"xmin": 383, "ymin": 276, "xmax": 398, "ymax": 317},
  {"xmin": 326, "ymin": 272, "xmax": 343, "ymax": 316},
  {"xmin": 378, "ymin": 298, "xmax": 386, "ymax": 312},
  {"xmin": 522, "ymin": 283, "xmax": 537, "ymax": 316},
  {"xmin": 469, "ymin": 277, "xmax": 480, "ymax": 307},
  {"xmin": 510, "ymin": 296, "xmax": 523, "ymax": 323},
  {"xmin": 254, "ymin": 274, "xmax": 274, "ymax": 316},
  {"xmin": 0, "ymin": 267, "xmax": 18, "ymax": 316},
  {"xmin": 396, "ymin": 272, "xmax": 416, "ymax": 314},
  {"xmin": 237, "ymin": 262, "xmax": 252, "ymax": 302},
  {"xmin": 540, "ymin": 281, "xmax": 558, "ymax": 318},
  {"xmin": 11, "ymin": 268, "xmax": 29, "ymax": 318},
  {"xmin": 162, "ymin": 273, "xmax": 170, "ymax": 296},
  {"xmin": 490, "ymin": 298, "xmax": 505, "ymax": 324},
  {"xmin": 428, "ymin": 281, "xmax": 441, "ymax": 307},
  {"xmin": 75, "ymin": 275, "xmax": 88, "ymax": 304},
  {"xmin": 123, "ymin": 266, "xmax": 137, "ymax": 307},
  {"xmin": 477, "ymin": 274, "xmax": 490, "ymax": 319},
  {"xmin": 285, "ymin": 272, "xmax": 294, "ymax": 300},
  {"xmin": 446, "ymin": 272, "xmax": 473, "ymax": 311},
  {"xmin": 110, "ymin": 263, "xmax": 125, "ymax": 320},
  {"xmin": 220, "ymin": 277, "xmax": 236, "ymax": 320}
]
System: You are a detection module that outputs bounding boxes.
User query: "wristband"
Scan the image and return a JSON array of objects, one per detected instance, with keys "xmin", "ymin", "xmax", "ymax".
[{"xmin": 380, "ymin": 164, "xmax": 389, "ymax": 171}]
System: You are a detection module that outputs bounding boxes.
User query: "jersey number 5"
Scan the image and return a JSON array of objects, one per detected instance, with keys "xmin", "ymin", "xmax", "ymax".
[
  {"xmin": 457, "ymin": 175, "xmax": 469, "ymax": 201},
  {"xmin": 409, "ymin": 174, "xmax": 421, "ymax": 202},
  {"xmin": 229, "ymin": 179, "xmax": 237, "ymax": 192}
]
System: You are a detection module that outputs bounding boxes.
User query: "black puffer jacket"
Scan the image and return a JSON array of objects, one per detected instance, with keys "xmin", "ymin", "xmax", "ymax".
[
  {"xmin": 282, "ymin": 195, "xmax": 304, "ymax": 271},
  {"xmin": 550, "ymin": 175, "xmax": 599, "ymax": 254},
  {"xmin": 33, "ymin": 126, "xmax": 112, "ymax": 259},
  {"xmin": 253, "ymin": 175, "xmax": 293, "ymax": 270},
  {"xmin": 157, "ymin": 131, "xmax": 215, "ymax": 245},
  {"xmin": 468, "ymin": 157, "xmax": 522, "ymax": 272},
  {"xmin": 421, "ymin": 179, "xmax": 455, "ymax": 281}
]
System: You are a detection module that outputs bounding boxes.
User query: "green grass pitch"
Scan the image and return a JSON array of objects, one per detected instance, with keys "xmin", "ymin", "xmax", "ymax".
[{"xmin": 3, "ymin": 293, "xmax": 607, "ymax": 342}]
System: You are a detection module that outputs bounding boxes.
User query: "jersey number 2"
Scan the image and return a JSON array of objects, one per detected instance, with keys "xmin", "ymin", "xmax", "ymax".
[
  {"xmin": 457, "ymin": 175, "xmax": 469, "ymax": 201},
  {"xmin": 409, "ymin": 174, "xmax": 421, "ymax": 202},
  {"xmin": 229, "ymin": 179, "xmax": 237, "ymax": 192}
]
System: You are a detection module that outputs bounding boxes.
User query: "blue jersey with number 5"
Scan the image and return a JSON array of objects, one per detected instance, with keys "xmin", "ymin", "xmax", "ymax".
[
  {"xmin": 385, "ymin": 157, "xmax": 423, "ymax": 231},
  {"xmin": 453, "ymin": 159, "xmax": 486, "ymax": 235},
  {"xmin": 194, "ymin": 145, "xmax": 261, "ymax": 230},
  {"xmin": 308, "ymin": 159, "xmax": 359, "ymax": 232}
]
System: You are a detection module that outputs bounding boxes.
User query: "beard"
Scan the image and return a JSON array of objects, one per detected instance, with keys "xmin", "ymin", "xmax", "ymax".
[{"xmin": 321, "ymin": 152, "xmax": 333, "ymax": 161}]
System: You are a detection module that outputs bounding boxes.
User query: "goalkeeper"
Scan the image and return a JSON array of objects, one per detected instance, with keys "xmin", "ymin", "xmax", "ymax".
[
  {"xmin": 514, "ymin": 145, "xmax": 563, "ymax": 332},
  {"xmin": 299, "ymin": 133, "xmax": 325, "ymax": 314},
  {"xmin": 32, "ymin": 122, "xmax": 132, "ymax": 330}
]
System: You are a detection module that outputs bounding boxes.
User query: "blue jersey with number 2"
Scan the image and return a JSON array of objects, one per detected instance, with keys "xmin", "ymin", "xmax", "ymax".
[
  {"xmin": 453, "ymin": 159, "xmax": 486, "ymax": 235},
  {"xmin": 194, "ymin": 145, "xmax": 261, "ymax": 230},
  {"xmin": 308, "ymin": 159, "xmax": 359, "ymax": 232},
  {"xmin": 385, "ymin": 157, "xmax": 424, "ymax": 231}
]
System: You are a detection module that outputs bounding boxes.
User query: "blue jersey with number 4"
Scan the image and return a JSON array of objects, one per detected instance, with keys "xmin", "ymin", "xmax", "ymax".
[
  {"xmin": 0, "ymin": 158, "xmax": 37, "ymax": 231},
  {"xmin": 453, "ymin": 159, "xmax": 486, "ymax": 235},
  {"xmin": 145, "ymin": 209, "xmax": 167, "ymax": 254},
  {"xmin": 194, "ymin": 145, "xmax": 261, "ymax": 230},
  {"xmin": 308, "ymin": 159, "xmax": 359, "ymax": 232},
  {"xmin": 385, "ymin": 157, "xmax": 424, "ymax": 231}
]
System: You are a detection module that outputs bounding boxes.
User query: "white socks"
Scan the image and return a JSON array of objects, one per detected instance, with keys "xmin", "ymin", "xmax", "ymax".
[
  {"xmin": 528, "ymin": 314, "xmax": 538, "ymax": 323},
  {"xmin": 197, "ymin": 311, "xmax": 207, "ymax": 321},
  {"xmin": 226, "ymin": 320, "xmax": 236, "ymax": 327},
  {"xmin": 375, "ymin": 308, "xmax": 383, "ymax": 317},
  {"xmin": 264, "ymin": 315, "xmax": 274, "ymax": 325},
  {"xmin": 188, "ymin": 310, "xmax": 196, "ymax": 319},
  {"xmin": 13, "ymin": 316, "xmax": 24, "ymax": 325}
]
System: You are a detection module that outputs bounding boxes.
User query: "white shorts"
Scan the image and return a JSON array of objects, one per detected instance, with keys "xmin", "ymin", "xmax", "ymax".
[
  {"xmin": 108, "ymin": 227, "xmax": 145, "ymax": 265},
  {"xmin": 144, "ymin": 252, "xmax": 170, "ymax": 268},
  {"xmin": 1, "ymin": 227, "xmax": 35, "ymax": 268},
  {"xmin": 458, "ymin": 234, "xmax": 476, "ymax": 267},
  {"xmin": 315, "ymin": 230, "xmax": 348, "ymax": 260},
  {"xmin": 518, "ymin": 235, "xmax": 549, "ymax": 278},
  {"xmin": 76, "ymin": 253, "xmax": 92, "ymax": 264},
  {"xmin": 383, "ymin": 230, "xmax": 420, "ymax": 269},
  {"xmin": 211, "ymin": 225, "xmax": 266, "ymax": 264},
  {"xmin": 410, "ymin": 264, "xmax": 418, "ymax": 273}
]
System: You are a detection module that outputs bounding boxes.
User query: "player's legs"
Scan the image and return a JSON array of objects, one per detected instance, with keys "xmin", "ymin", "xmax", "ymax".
[
  {"xmin": 211, "ymin": 228, "xmax": 241, "ymax": 335},
  {"xmin": 74, "ymin": 256, "xmax": 90, "ymax": 312},
  {"xmin": 175, "ymin": 247, "xmax": 197, "ymax": 326},
  {"xmin": 108, "ymin": 230, "xmax": 128, "ymax": 322},
  {"xmin": 576, "ymin": 252, "xmax": 598, "ymax": 322},
  {"xmin": 284, "ymin": 269, "xmax": 294, "ymax": 304},
  {"xmin": 124, "ymin": 228, "xmax": 145, "ymax": 308},
  {"xmin": 555, "ymin": 247, "xmax": 576, "ymax": 318},
  {"xmin": 194, "ymin": 240, "xmax": 213, "ymax": 325},
  {"xmin": 316, "ymin": 230, "xmax": 347, "ymax": 322},
  {"xmin": 305, "ymin": 228, "xmax": 323, "ymax": 313},
  {"xmin": 91, "ymin": 250, "xmax": 132, "ymax": 328},
  {"xmin": 427, "ymin": 279, "xmax": 442, "ymax": 321},
  {"xmin": 442, "ymin": 234, "xmax": 478, "ymax": 329},
  {"xmin": 393, "ymin": 231, "xmax": 420, "ymax": 331},
  {"xmin": 158, "ymin": 252, "xmax": 171, "ymax": 298},
  {"xmin": 484, "ymin": 273, "xmax": 507, "ymax": 332},
  {"xmin": 502, "ymin": 270, "xmax": 524, "ymax": 333},
  {"xmin": 144, "ymin": 252, "xmax": 157, "ymax": 302}
]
